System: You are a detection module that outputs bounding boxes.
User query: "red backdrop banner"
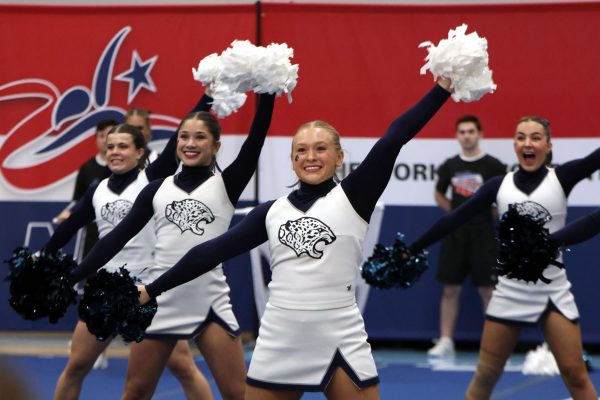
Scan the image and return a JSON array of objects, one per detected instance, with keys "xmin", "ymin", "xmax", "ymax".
[
  {"xmin": 1, "ymin": 3, "xmax": 600, "ymax": 191},
  {"xmin": 261, "ymin": 2, "xmax": 600, "ymax": 138},
  {"xmin": 0, "ymin": 5, "xmax": 256, "ymax": 189}
]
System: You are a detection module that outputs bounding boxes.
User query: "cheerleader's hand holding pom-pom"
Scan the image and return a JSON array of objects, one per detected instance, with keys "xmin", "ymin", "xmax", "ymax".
[
  {"xmin": 420, "ymin": 24, "xmax": 496, "ymax": 102},
  {"xmin": 5, "ymin": 247, "xmax": 77, "ymax": 323},
  {"xmin": 496, "ymin": 203, "xmax": 562, "ymax": 284},
  {"xmin": 137, "ymin": 284, "xmax": 151, "ymax": 305},
  {"xmin": 361, "ymin": 233, "xmax": 428, "ymax": 289},
  {"xmin": 192, "ymin": 40, "xmax": 299, "ymax": 118},
  {"xmin": 79, "ymin": 267, "xmax": 157, "ymax": 342}
]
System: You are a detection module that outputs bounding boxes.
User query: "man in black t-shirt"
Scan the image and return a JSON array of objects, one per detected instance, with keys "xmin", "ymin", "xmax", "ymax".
[{"xmin": 428, "ymin": 115, "xmax": 506, "ymax": 357}]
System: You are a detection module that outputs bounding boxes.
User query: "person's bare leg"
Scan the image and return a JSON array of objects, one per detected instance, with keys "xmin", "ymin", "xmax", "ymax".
[
  {"xmin": 53, "ymin": 321, "xmax": 111, "ymax": 400},
  {"xmin": 166, "ymin": 340, "xmax": 213, "ymax": 399},
  {"xmin": 465, "ymin": 320, "xmax": 520, "ymax": 400},
  {"xmin": 543, "ymin": 312, "xmax": 598, "ymax": 399},
  {"xmin": 121, "ymin": 338, "xmax": 176, "ymax": 400},
  {"xmin": 245, "ymin": 385, "xmax": 302, "ymax": 400},
  {"xmin": 440, "ymin": 284, "xmax": 462, "ymax": 338},
  {"xmin": 194, "ymin": 324, "xmax": 245, "ymax": 400}
]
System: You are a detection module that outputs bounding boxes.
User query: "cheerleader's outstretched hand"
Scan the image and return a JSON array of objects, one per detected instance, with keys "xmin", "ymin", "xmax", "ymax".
[{"xmin": 138, "ymin": 285, "xmax": 151, "ymax": 305}]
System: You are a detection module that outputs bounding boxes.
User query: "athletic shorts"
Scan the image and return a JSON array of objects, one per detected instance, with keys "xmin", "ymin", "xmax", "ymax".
[{"xmin": 437, "ymin": 222, "xmax": 498, "ymax": 286}]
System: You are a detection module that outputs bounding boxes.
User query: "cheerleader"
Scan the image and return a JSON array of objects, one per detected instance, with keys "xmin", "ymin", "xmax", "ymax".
[
  {"xmin": 69, "ymin": 93, "xmax": 276, "ymax": 400},
  {"xmin": 115, "ymin": 80, "xmax": 454, "ymax": 400},
  {"xmin": 408, "ymin": 117, "xmax": 600, "ymax": 399},
  {"xmin": 44, "ymin": 96, "xmax": 214, "ymax": 400}
]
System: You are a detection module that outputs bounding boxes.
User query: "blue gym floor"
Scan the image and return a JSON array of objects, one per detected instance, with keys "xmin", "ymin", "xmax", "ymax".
[{"xmin": 2, "ymin": 343, "xmax": 597, "ymax": 399}]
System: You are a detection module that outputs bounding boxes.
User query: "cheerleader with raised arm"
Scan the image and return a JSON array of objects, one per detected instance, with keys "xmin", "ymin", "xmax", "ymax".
[
  {"xmin": 68, "ymin": 90, "xmax": 276, "ymax": 399},
  {"xmin": 408, "ymin": 117, "xmax": 600, "ymax": 399},
  {"xmin": 119, "ymin": 78, "xmax": 453, "ymax": 400},
  {"xmin": 44, "ymin": 89, "xmax": 213, "ymax": 400}
]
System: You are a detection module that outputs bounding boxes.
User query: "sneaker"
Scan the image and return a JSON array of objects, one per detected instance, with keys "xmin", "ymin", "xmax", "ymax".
[
  {"xmin": 427, "ymin": 337, "xmax": 455, "ymax": 357},
  {"xmin": 92, "ymin": 352, "xmax": 109, "ymax": 370}
]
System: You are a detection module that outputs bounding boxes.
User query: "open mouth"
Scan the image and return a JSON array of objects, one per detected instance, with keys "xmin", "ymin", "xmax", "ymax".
[{"xmin": 523, "ymin": 151, "xmax": 535, "ymax": 160}]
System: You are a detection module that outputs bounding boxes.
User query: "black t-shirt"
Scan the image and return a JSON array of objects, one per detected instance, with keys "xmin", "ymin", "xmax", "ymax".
[{"xmin": 436, "ymin": 154, "xmax": 506, "ymax": 225}]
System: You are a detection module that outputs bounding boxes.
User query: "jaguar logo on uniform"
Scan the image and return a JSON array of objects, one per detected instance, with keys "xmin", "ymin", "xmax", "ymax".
[
  {"xmin": 101, "ymin": 199, "xmax": 133, "ymax": 226},
  {"xmin": 514, "ymin": 200, "xmax": 552, "ymax": 222},
  {"xmin": 165, "ymin": 199, "xmax": 215, "ymax": 235},
  {"xmin": 278, "ymin": 217, "xmax": 336, "ymax": 259}
]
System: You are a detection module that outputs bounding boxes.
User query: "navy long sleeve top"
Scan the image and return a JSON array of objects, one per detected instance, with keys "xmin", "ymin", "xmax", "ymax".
[{"xmin": 551, "ymin": 208, "xmax": 600, "ymax": 246}]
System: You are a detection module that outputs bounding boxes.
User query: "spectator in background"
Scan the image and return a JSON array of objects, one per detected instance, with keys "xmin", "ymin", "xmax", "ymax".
[
  {"xmin": 125, "ymin": 108, "xmax": 158, "ymax": 164},
  {"xmin": 428, "ymin": 115, "xmax": 506, "ymax": 357}
]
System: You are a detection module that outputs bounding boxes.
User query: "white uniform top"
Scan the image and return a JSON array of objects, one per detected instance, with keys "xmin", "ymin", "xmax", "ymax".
[
  {"xmin": 92, "ymin": 171, "xmax": 155, "ymax": 273},
  {"xmin": 265, "ymin": 185, "xmax": 368, "ymax": 310},
  {"xmin": 488, "ymin": 168, "xmax": 578, "ymax": 322},
  {"xmin": 496, "ymin": 168, "xmax": 566, "ymax": 280},
  {"xmin": 152, "ymin": 174, "xmax": 235, "ymax": 268}
]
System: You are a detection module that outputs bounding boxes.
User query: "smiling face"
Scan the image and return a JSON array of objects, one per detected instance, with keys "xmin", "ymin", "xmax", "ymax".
[
  {"xmin": 514, "ymin": 120, "xmax": 552, "ymax": 172},
  {"xmin": 176, "ymin": 118, "xmax": 221, "ymax": 167},
  {"xmin": 106, "ymin": 132, "xmax": 144, "ymax": 174},
  {"xmin": 291, "ymin": 123, "xmax": 344, "ymax": 185}
]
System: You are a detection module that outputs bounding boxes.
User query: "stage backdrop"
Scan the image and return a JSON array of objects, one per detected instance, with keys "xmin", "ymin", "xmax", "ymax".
[{"xmin": 2, "ymin": 2, "xmax": 600, "ymax": 343}]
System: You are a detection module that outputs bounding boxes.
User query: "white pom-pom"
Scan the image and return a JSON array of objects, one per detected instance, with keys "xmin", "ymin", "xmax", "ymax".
[
  {"xmin": 220, "ymin": 40, "xmax": 259, "ymax": 93},
  {"xmin": 210, "ymin": 84, "xmax": 248, "ymax": 119},
  {"xmin": 192, "ymin": 53, "xmax": 221, "ymax": 87},
  {"xmin": 419, "ymin": 24, "xmax": 496, "ymax": 102},
  {"xmin": 191, "ymin": 40, "xmax": 299, "ymax": 118},
  {"xmin": 522, "ymin": 343, "xmax": 560, "ymax": 376},
  {"xmin": 253, "ymin": 43, "xmax": 299, "ymax": 102}
]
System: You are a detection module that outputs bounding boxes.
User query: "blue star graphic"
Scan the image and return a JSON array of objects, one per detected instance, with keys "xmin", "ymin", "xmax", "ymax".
[{"xmin": 115, "ymin": 50, "xmax": 158, "ymax": 104}]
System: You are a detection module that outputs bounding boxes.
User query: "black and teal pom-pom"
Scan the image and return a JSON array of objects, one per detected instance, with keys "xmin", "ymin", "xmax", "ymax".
[
  {"xmin": 5, "ymin": 246, "xmax": 77, "ymax": 323},
  {"xmin": 496, "ymin": 203, "xmax": 561, "ymax": 284},
  {"xmin": 361, "ymin": 234, "xmax": 428, "ymax": 289},
  {"xmin": 79, "ymin": 267, "xmax": 157, "ymax": 342}
]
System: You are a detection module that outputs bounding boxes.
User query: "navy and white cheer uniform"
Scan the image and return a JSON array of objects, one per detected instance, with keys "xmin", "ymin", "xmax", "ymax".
[
  {"xmin": 411, "ymin": 148, "xmax": 600, "ymax": 325},
  {"xmin": 487, "ymin": 169, "xmax": 577, "ymax": 323},
  {"xmin": 91, "ymin": 172, "xmax": 155, "ymax": 274},
  {"xmin": 71, "ymin": 94, "xmax": 275, "ymax": 339},
  {"xmin": 144, "ymin": 85, "xmax": 451, "ymax": 391},
  {"xmin": 145, "ymin": 174, "xmax": 238, "ymax": 337}
]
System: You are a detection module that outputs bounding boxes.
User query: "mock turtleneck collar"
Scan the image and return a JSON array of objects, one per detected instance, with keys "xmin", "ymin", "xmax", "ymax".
[
  {"xmin": 108, "ymin": 168, "xmax": 140, "ymax": 194},
  {"xmin": 177, "ymin": 164, "xmax": 213, "ymax": 181},
  {"xmin": 513, "ymin": 165, "xmax": 549, "ymax": 195},
  {"xmin": 297, "ymin": 179, "xmax": 337, "ymax": 196},
  {"xmin": 174, "ymin": 164, "xmax": 214, "ymax": 193},
  {"xmin": 288, "ymin": 178, "xmax": 337, "ymax": 212}
]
